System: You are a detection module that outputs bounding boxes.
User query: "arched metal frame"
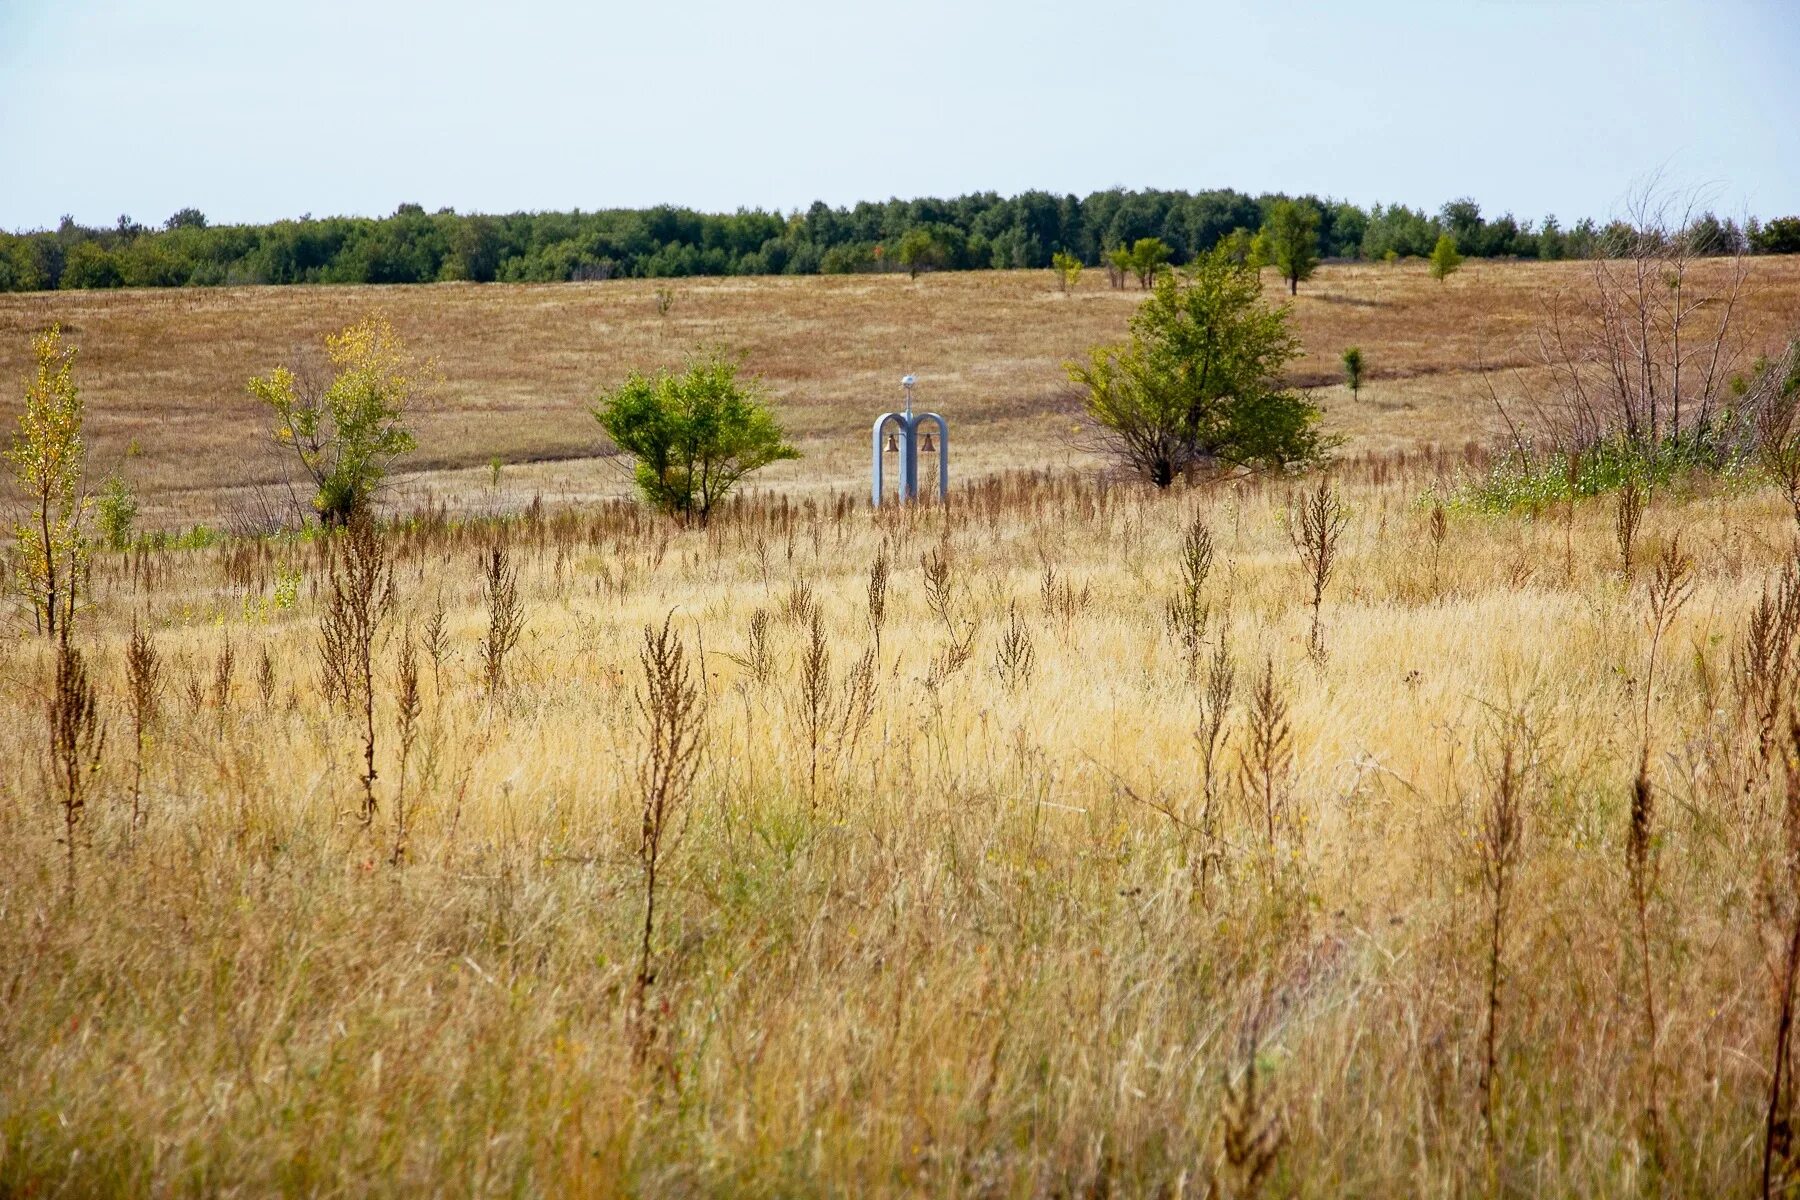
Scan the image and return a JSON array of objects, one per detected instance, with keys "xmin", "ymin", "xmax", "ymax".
[{"xmin": 871, "ymin": 411, "xmax": 948, "ymax": 507}]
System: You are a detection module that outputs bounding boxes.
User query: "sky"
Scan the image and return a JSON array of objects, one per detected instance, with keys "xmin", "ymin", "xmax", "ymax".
[{"xmin": 0, "ymin": 0, "xmax": 1795, "ymax": 232}]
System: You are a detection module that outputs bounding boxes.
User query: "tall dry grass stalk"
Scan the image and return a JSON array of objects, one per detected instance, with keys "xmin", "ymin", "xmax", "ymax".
[
  {"xmin": 391, "ymin": 623, "xmax": 422, "ymax": 866},
  {"xmin": 1289, "ymin": 478, "xmax": 1348, "ymax": 659},
  {"xmin": 1166, "ymin": 514, "xmax": 1214, "ymax": 677},
  {"xmin": 1616, "ymin": 479, "xmax": 1645, "ymax": 582},
  {"xmin": 48, "ymin": 634, "xmax": 104, "ymax": 904},
  {"xmin": 480, "ymin": 542, "xmax": 524, "ymax": 698},
  {"xmin": 1239, "ymin": 658, "xmax": 1292, "ymax": 851},
  {"xmin": 1477, "ymin": 710, "xmax": 1530, "ymax": 1151},
  {"xmin": 123, "ymin": 616, "xmax": 161, "ymax": 829},
  {"xmin": 320, "ymin": 514, "xmax": 393, "ymax": 823},
  {"xmin": 631, "ymin": 614, "xmax": 704, "ymax": 1066},
  {"xmin": 1629, "ymin": 537, "xmax": 1694, "ymax": 1165}
]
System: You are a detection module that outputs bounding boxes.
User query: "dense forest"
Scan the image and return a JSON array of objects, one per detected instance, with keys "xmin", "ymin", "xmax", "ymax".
[{"xmin": 4, "ymin": 189, "xmax": 1797, "ymax": 291}]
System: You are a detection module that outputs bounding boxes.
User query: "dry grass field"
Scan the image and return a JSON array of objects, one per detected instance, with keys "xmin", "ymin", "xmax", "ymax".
[
  {"xmin": 3, "ymin": 257, "xmax": 1796, "ymax": 525},
  {"xmin": 5, "ymin": 261, "xmax": 1800, "ymax": 1196}
]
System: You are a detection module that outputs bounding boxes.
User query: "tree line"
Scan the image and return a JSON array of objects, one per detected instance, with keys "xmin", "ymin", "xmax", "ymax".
[{"xmin": 5, "ymin": 190, "xmax": 1797, "ymax": 292}]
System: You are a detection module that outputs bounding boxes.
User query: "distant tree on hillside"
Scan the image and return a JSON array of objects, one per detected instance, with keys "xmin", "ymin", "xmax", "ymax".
[
  {"xmin": 1128, "ymin": 238, "xmax": 1172, "ymax": 288},
  {"xmin": 1263, "ymin": 200, "xmax": 1319, "ymax": 295},
  {"xmin": 1067, "ymin": 249, "xmax": 1326, "ymax": 487},
  {"xmin": 247, "ymin": 316, "xmax": 432, "ymax": 526},
  {"xmin": 897, "ymin": 228, "xmax": 946, "ymax": 278},
  {"xmin": 1051, "ymin": 250, "xmax": 1083, "ymax": 292},
  {"xmin": 1342, "ymin": 347, "xmax": 1364, "ymax": 400},
  {"xmin": 1429, "ymin": 233, "xmax": 1463, "ymax": 282},
  {"xmin": 1755, "ymin": 217, "xmax": 1800, "ymax": 255},
  {"xmin": 594, "ymin": 356, "xmax": 799, "ymax": 525}
]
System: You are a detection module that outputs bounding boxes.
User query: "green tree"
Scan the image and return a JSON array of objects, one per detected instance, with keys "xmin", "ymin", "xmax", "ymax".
[
  {"xmin": 6, "ymin": 326, "xmax": 90, "ymax": 637},
  {"xmin": 1247, "ymin": 229, "xmax": 1272, "ymax": 270},
  {"xmin": 247, "ymin": 316, "xmax": 432, "ymax": 526},
  {"xmin": 1753, "ymin": 217, "xmax": 1800, "ymax": 255},
  {"xmin": 1216, "ymin": 228, "xmax": 1254, "ymax": 264},
  {"xmin": 1128, "ymin": 237, "xmax": 1172, "ymax": 288},
  {"xmin": 1342, "ymin": 347, "xmax": 1364, "ymax": 400},
  {"xmin": 97, "ymin": 474, "xmax": 137, "ymax": 550},
  {"xmin": 896, "ymin": 229, "xmax": 945, "ymax": 278},
  {"xmin": 1263, "ymin": 200, "xmax": 1319, "ymax": 295},
  {"xmin": 1051, "ymin": 250, "xmax": 1083, "ymax": 292},
  {"xmin": 1429, "ymin": 232, "xmax": 1463, "ymax": 282},
  {"xmin": 594, "ymin": 356, "xmax": 799, "ymax": 524},
  {"xmin": 1067, "ymin": 250, "xmax": 1327, "ymax": 487}
]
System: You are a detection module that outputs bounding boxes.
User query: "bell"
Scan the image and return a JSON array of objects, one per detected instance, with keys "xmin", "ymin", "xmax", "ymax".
[
  {"xmin": 884, "ymin": 432, "xmax": 899, "ymax": 453},
  {"xmin": 920, "ymin": 431, "xmax": 936, "ymax": 453}
]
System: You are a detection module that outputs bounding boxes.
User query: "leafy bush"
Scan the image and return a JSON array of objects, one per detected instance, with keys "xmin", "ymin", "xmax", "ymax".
[
  {"xmin": 246, "ymin": 316, "xmax": 432, "ymax": 526},
  {"xmin": 97, "ymin": 475, "xmax": 138, "ymax": 550},
  {"xmin": 1067, "ymin": 249, "xmax": 1328, "ymax": 486},
  {"xmin": 593, "ymin": 356, "xmax": 799, "ymax": 524}
]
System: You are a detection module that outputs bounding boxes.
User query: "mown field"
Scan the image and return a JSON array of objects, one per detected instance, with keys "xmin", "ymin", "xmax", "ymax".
[
  {"xmin": 3, "ymin": 257, "xmax": 1795, "ymax": 525},
  {"xmin": 5, "ymin": 260, "xmax": 1800, "ymax": 1196}
]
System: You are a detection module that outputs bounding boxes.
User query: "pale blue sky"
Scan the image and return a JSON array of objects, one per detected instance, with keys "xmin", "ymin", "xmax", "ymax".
[{"xmin": 1, "ymin": 0, "xmax": 1795, "ymax": 231}]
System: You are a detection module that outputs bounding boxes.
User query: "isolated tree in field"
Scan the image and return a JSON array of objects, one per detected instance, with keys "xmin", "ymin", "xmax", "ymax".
[
  {"xmin": 1129, "ymin": 237, "xmax": 1172, "ymax": 288},
  {"xmin": 1068, "ymin": 249, "xmax": 1325, "ymax": 487},
  {"xmin": 1429, "ymin": 233, "xmax": 1463, "ymax": 282},
  {"xmin": 1342, "ymin": 347, "xmax": 1364, "ymax": 400},
  {"xmin": 1263, "ymin": 200, "xmax": 1319, "ymax": 295},
  {"xmin": 595, "ymin": 356, "xmax": 799, "ymax": 524},
  {"xmin": 7, "ymin": 325, "xmax": 90, "ymax": 638},
  {"xmin": 896, "ymin": 228, "xmax": 945, "ymax": 278},
  {"xmin": 247, "ymin": 316, "xmax": 432, "ymax": 527},
  {"xmin": 1051, "ymin": 250, "xmax": 1083, "ymax": 293}
]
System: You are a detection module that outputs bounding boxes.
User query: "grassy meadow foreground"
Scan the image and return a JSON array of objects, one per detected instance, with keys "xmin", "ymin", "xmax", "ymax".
[
  {"xmin": 5, "ymin": 463, "xmax": 1800, "ymax": 1195},
  {"xmin": 8, "ymin": 260, "xmax": 1800, "ymax": 1196}
]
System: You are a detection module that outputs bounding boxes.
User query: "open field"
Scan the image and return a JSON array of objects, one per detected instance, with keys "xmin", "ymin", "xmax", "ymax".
[
  {"xmin": 6, "ymin": 262, "xmax": 1800, "ymax": 1195},
  {"xmin": 3, "ymin": 257, "xmax": 1798, "ymax": 524}
]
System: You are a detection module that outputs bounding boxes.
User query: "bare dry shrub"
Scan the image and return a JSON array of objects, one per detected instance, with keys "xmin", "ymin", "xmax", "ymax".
[{"xmin": 1510, "ymin": 186, "xmax": 1755, "ymax": 454}]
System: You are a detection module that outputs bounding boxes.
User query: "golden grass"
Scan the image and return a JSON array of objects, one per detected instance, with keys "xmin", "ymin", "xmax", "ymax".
[
  {"xmin": 3, "ymin": 462, "xmax": 1800, "ymax": 1194},
  {"xmin": 5, "ymin": 263, "xmax": 1800, "ymax": 1194},
  {"xmin": 2, "ymin": 257, "xmax": 1797, "ymax": 524}
]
